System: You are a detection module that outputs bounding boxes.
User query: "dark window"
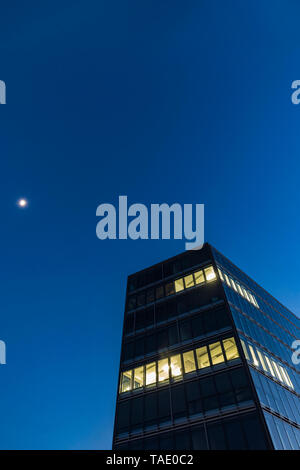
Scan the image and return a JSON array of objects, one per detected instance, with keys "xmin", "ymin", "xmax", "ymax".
[
  {"xmin": 127, "ymin": 295, "xmax": 136, "ymax": 310},
  {"xmin": 116, "ymin": 401, "xmax": 130, "ymax": 433},
  {"xmin": 146, "ymin": 288, "xmax": 155, "ymax": 303},
  {"xmin": 207, "ymin": 423, "xmax": 227, "ymax": 450},
  {"xmin": 191, "ymin": 316, "xmax": 203, "ymax": 338},
  {"xmin": 144, "ymin": 436, "xmax": 159, "ymax": 450},
  {"xmin": 168, "ymin": 324, "xmax": 178, "ymax": 346},
  {"xmin": 242, "ymin": 414, "xmax": 268, "ymax": 450},
  {"xmin": 186, "ymin": 381, "xmax": 202, "ymax": 416},
  {"xmin": 191, "ymin": 425, "xmax": 207, "ymax": 450},
  {"xmin": 122, "ymin": 341, "xmax": 134, "ymax": 362},
  {"xmin": 137, "ymin": 292, "xmax": 146, "ymax": 307},
  {"xmin": 158, "ymin": 389, "xmax": 171, "ymax": 422},
  {"xmin": 156, "ymin": 302, "xmax": 169, "ymax": 323},
  {"xmin": 131, "ymin": 397, "xmax": 143, "ymax": 428},
  {"xmin": 144, "ymin": 393, "xmax": 157, "ymax": 426},
  {"xmin": 145, "ymin": 334, "xmax": 155, "ymax": 355},
  {"xmin": 175, "ymin": 431, "xmax": 190, "ymax": 450},
  {"xmin": 224, "ymin": 419, "xmax": 247, "ymax": 450},
  {"xmin": 124, "ymin": 314, "xmax": 134, "ymax": 335},
  {"xmin": 157, "ymin": 329, "xmax": 168, "ymax": 350},
  {"xmin": 171, "ymin": 384, "xmax": 186, "ymax": 419},
  {"xmin": 156, "ymin": 285, "xmax": 164, "ymax": 300},
  {"xmin": 179, "ymin": 319, "xmax": 192, "ymax": 342},
  {"xmin": 160, "ymin": 433, "xmax": 173, "ymax": 450},
  {"xmin": 135, "ymin": 337, "xmax": 144, "ymax": 357},
  {"xmin": 165, "ymin": 282, "xmax": 175, "ymax": 296}
]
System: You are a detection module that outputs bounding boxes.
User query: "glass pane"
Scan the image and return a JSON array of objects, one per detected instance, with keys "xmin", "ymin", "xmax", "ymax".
[
  {"xmin": 217, "ymin": 268, "xmax": 224, "ymax": 281},
  {"xmin": 196, "ymin": 346, "xmax": 210, "ymax": 369},
  {"xmin": 184, "ymin": 274, "xmax": 194, "ymax": 289},
  {"xmin": 165, "ymin": 282, "xmax": 175, "ymax": 296},
  {"xmin": 209, "ymin": 341, "xmax": 225, "ymax": 365},
  {"xmin": 170, "ymin": 354, "xmax": 183, "ymax": 377},
  {"xmin": 158, "ymin": 358, "xmax": 169, "ymax": 382},
  {"xmin": 237, "ymin": 283, "xmax": 244, "ymax": 297},
  {"xmin": 156, "ymin": 285, "xmax": 164, "ymax": 300},
  {"xmin": 264, "ymin": 355, "xmax": 276, "ymax": 377},
  {"xmin": 146, "ymin": 362, "xmax": 156, "ymax": 385},
  {"xmin": 146, "ymin": 289, "xmax": 155, "ymax": 303},
  {"xmin": 120, "ymin": 370, "xmax": 132, "ymax": 393},
  {"xmin": 256, "ymin": 349, "xmax": 268, "ymax": 371},
  {"xmin": 133, "ymin": 366, "xmax": 144, "ymax": 389},
  {"xmin": 183, "ymin": 350, "xmax": 196, "ymax": 373},
  {"xmin": 204, "ymin": 266, "xmax": 216, "ymax": 281},
  {"xmin": 194, "ymin": 270, "xmax": 205, "ymax": 284},
  {"xmin": 223, "ymin": 337, "xmax": 239, "ymax": 361},
  {"xmin": 174, "ymin": 278, "xmax": 184, "ymax": 293},
  {"xmin": 229, "ymin": 277, "xmax": 238, "ymax": 292},
  {"xmin": 240, "ymin": 339, "xmax": 250, "ymax": 360}
]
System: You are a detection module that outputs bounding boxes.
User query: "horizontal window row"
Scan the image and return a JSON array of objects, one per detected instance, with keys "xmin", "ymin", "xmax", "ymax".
[
  {"xmin": 240, "ymin": 337, "xmax": 294, "ymax": 390},
  {"xmin": 115, "ymin": 412, "xmax": 268, "ymax": 450},
  {"xmin": 127, "ymin": 248, "xmax": 212, "ymax": 292},
  {"xmin": 218, "ymin": 267, "xmax": 259, "ymax": 309},
  {"xmin": 124, "ymin": 285, "xmax": 223, "ymax": 335},
  {"xmin": 116, "ymin": 367, "xmax": 253, "ymax": 435},
  {"xmin": 122, "ymin": 308, "xmax": 231, "ymax": 362},
  {"xmin": 127, "ymin": 265, "xmax": 217, "ymax": 311},
  {"xmin": 120, "ymin": 337, "xmax": 240, "ymax": 393}
]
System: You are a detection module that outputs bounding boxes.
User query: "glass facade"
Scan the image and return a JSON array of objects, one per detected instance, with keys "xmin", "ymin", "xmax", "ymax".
[{"xmin": 113, "ymin": 244, "xmax": 300, "ymax": 450}]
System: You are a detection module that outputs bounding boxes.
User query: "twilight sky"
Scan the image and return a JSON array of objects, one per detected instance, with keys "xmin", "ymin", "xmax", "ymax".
[{"xmin": 0, "ymin": 0, "xmax": 300, "ymax": 449}]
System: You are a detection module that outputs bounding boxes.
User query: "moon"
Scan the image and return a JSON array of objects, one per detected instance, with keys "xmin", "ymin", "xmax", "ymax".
[{"xmin": 17, "ymin": 198, "xmax": 28, "ymax": 208}]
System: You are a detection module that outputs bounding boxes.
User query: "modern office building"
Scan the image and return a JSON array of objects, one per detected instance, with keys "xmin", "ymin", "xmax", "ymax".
[{"xmin": 112, "ymin": 243, "xmax": 300, "ymax": 450}]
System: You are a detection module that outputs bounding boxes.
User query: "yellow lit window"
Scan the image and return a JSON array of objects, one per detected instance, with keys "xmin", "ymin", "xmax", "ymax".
[
  {"xmin": 237, "ymin": 283, "xmax": 244, "ymax": 297},
  {"xmin": 209, "ymin": 341, "xmax": 225, "ymax": 365},
  {"xmin": 170, "ymin": 354, "xmax": 182, "ymax": 377},
  {"xmin": 174, "ymin": 278, "xmax": 184, "ymax": 293},
  {"xmin": 249, "ymin": 345, "xmax": 259, "ymax": 367},
  {"xmin": 133, "ymin": 366, "xmax": 144, "ymax": 389},
  {"xmin": 242, "ymin": 287, "xmax": 251, "ymax": 302},
  {"xmin": 253, "ymin": 297, "xmax": 259, "ymax": 308},
  {"xmin": 256, "ymin": 349, "xmax": 268, "ymax": 372},
  {"xmin": 146, "ymin": 362, "xmax": 156, "ymax": 385},
  {"xmin": 194, "ymin": 270, "xmax": 205, "ymax": 285},
  {"xmin": 217, "ymin": 268, "xmax": 224, "ymax": 281},
  {"xmin": 120, "ymin": 370, "xmax": 132, "ymax": 393},
  {"xmin": 184, "ymin": 274, "xmax": 194, "ymax": 289},
  {"xmin": 264, "ymin": 355, "xmax": 276, "ymax": 378},
  {"xmin": 223, "ymin": 337, "xmax": 239, "ymax": 361},
  {"xmin": 224, "ymin": 273, "xmax": 231, "ymax": 287},
  {"xmin": 230, "ymin": 278, "xmax": 238, "ymax": 292},
  {"xmin": 204, "ymin": 266, "xmax": 216, "ymax": 281},
  {"xmin": 196, "ymin": 346, "xmax": 210, "ymax": 369},
  {"xmin": 271, "ymin": 360, "xmax": 283, "ymax": 382},
  {"xmin": 183, "ymin": 350, "xmax": 196, "ymax": 374},
  {"xmin": 240, "ymin": 340, "xmax": 250, "ymax": 361},
  {"xmin": 158, "ymin": 358, "xmax": 169, "ymax": 382},
  {"xmin": 279, "ymin": 366, "xmax": 294, "ymax": 389}
]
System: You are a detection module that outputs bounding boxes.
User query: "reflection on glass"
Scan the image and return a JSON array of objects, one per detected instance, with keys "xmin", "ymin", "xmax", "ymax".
[
  {"xmin": 196, "ymin": 346, "xmax": 210, "ymax": 369},
  {"xmin": 174, "ymin": 278, "xmax": 184, "ymax": 293},
  {"xmin": 121, "ymin": 370, "xmax": 132, "ymax": 393},
  {"xmin": 146, "ymin": 362, "xmax": 156, "ymax": 385},
  {"xmin": 223, "ymin": 337, "xmax": 239, "ymax": 361},
  {"xmin": 194, "ymin": 270, "xmax": 205, "ymax": 284},
  {"xmin": 170, "ymin": 354, "xmax": 182, "ymax": 377},
  {"xmin": 217, "ymin": 268, "xmax": 224, "ymax": 281},
  {"xmin": 256, "ymin": 349, "xmax": 268, "ymax": 372},
  {"xmin": 249, "ymin": 345, "xmax": 260, "ymax": 367},
  {"xmin": 264, "ymin": 355, "xmax": 276, "ymax": 378},
  {"xmin": 204, "ymin": 266, "xmax": 216, "ymax": 281},
  {"xmin": 184, "ymin": 274, "xmax": 194, "ymax": 289},
  {"xmin": 165, "ymin": 282, "xmax": 175, "ymax": 296},
  {"xmin": 158, "ymin": 358, "xmax": 169, "ymax": 382},
  {"xmin": 133, "ymin": 366, "xmax": 144, "ymax": 389},
  {"xmin": 209, "ymin": 341, "xmax": 224, "ymax": 365},
  {"xmin": 183, "ymin": 350, "xmax": 196, "ymax": 373},
  {"xmin": 240, "ymin": 339, "xmax": 250, "ymax": 360}
]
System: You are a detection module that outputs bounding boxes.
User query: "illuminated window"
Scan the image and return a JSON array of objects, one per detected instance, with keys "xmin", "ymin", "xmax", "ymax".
[
  {"xmin": 223, "ymin": 337, "xmax": 239, "ymax": 361},
  {"xmin": 170, "ymin": 354, "xmax": 182, "ymax": 377},
  {"xmin": 249, "ymin": 345, "xmax": 259, "ymax": 367},
  {"xmin": 240, "ymin": 340, "xmax": 250, "ymax": 361},
  {"xmin": 204, "ymin": 266, "xmax": 216, "ymax": 281},
  {"xmin": 253, "ymin": 297, "xmax": 259, "ymax": 308},
  {"xmin": 236, "ymin": 283, "xmax": 244, "ymax": 297},
  {"xmin": 158, "ymin": 358, "xmax": 169, "ymax": 382},
  {"xmin": 217, "ymin": 268, "xmax": 224, "ymax": 281},
  {"xmin": 271, "ymin": 360, "xmax": 284, "ymax": 382},
  {"xmin": 242, "ymin": 287, "xmax": 251, "ymax": 302},
  {"xmin": 133, "ymin": 366, "xmax": 144, "ymax": 389},
  {"xmin": 146, "ymin": 362, "xmax": 156, "ymax": 385},
  {"xmin": 183, "ymin": 350, "xmax": 196, "ymax": 373},
  {"xmin": 184, "ymin": 274, "xmax": 194, "ymax": 289},
  {"xmin": 256, "ymin": 349, "xmax": 268, "ymax": 372},
  {"xmin": 196, "ymin": 346, "xmax": 210, "ymax": 369},
  {"xmin": 120, "ymin": 370, "xmax": 132, "ymax": 393},
  {"xmin": 264, "ymin": 355, "xmax": 276, "ymax": 378},
  {"xmin": 209, "ymin": 341, "xmax": 225, "ymax": 365},
  {"xmin": 194, "ymin": 269, "xmax": 205, "ymax": 285},
  {"xmin": 174, "ymin": 278, "xmax": 184, "ymax": 293},
  {"xmin": 230, "ymin": 277, "xmax": 238, "ymax": 292},
  {"xmin": 224, "ymin": 272, "xmax": 231, "ymax": 287},
  {"xmin": 279, "ymin": 366, "xmax": 294, "ymax": 389}
]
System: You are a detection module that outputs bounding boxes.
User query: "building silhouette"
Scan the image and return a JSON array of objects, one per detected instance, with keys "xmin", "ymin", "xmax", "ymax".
[{"xmin": 113, "ymin": 243, "xmax": 300, "ymax": 450}]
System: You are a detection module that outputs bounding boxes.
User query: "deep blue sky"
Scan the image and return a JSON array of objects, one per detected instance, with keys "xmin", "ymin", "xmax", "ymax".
[{"xmin": 1, "ymin": 0, "xmax": 300, "ymax": 450}]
